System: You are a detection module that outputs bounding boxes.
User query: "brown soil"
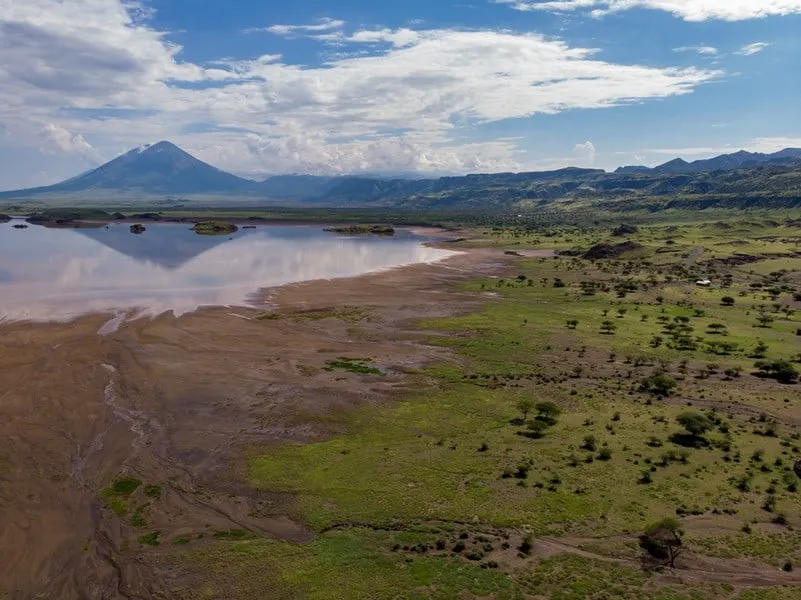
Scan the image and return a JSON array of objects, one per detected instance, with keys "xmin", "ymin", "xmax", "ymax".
[{"xmin": 0, "ymin": 247, "xmax": 508, "ymax": 599}]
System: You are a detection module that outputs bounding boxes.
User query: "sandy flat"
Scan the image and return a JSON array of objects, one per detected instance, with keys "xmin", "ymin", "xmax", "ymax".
[{"xmin": 0, "ymin": 245, "xmax": 509, "ymax": 599}]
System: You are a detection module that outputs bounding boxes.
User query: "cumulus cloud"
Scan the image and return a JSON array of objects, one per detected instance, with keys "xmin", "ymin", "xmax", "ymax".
[
  {"xmin": 673, "ymin": 45, "xmax": 719, "ymax": 56},
  {"xmin": 0, "ymin": 0, "xmax": 723, "ymax": 179},
  {"xmin": 501, "ymin": 0, "xmax": 801, "ymax": 21},
  {"xmin": 572, "ymin": 140, "xmax": 597, "ymax": 165},
  {"xmin": 735, "ymin": 42, "xmax": 771, "ymax": 56},
  {"xmin": 39, "ymin": 124, "xmax": 103, "ymax": 163}
]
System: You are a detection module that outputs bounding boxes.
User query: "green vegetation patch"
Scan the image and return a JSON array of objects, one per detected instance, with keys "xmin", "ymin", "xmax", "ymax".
[
  {"xmin": 138, "ymin": 531, "xmax": 161, "ymax": 546},
  {"xmin": 324, "ymin": 357, "xmax": 383, "ymax": 376},
  {"xmin": 191, "ymin": 221, "xmax": 239, "ymax": 235},
  {"xmin": 144, "ymin": 484, "xmax": 162, "ymax": 499}
]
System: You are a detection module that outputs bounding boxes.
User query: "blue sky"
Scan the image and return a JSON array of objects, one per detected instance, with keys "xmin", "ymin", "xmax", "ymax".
[{"xmin": 0, "ymin": 0, "xmax": 800, "ymax": 188}]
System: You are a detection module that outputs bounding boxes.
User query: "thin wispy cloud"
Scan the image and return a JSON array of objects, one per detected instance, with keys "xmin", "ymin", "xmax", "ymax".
[
  {"xmin": 246, "ymin": 17, "xmax": 345, "ymax": 35},
  {"xmin": 673, "ymin": 45, "xmax": 719, "ymax": 56},
  {"xmin": 735, "ymin": 42, "xmax": 771, "ymax": 56},
  {"xmin": 500, "ymin": 0, "xmax": 801, "ymax": 21}
]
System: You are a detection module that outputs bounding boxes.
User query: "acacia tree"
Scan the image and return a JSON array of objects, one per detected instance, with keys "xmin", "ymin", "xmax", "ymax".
[
  {"xmin": 600, "ymin": 320, "xmax": 618, "ymax": 335},
  {"xmin": 640, "ymin": 518, "xmax": 684, "ymax": 568},
  {"xmin": 516, "ymin": 399, "xmax": 535, "ymax": 422}
]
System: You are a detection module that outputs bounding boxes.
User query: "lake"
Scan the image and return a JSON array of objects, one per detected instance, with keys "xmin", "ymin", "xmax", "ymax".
[{"xmin": 0, "ymin": 220, "xmax": 456, "ymax": 322}]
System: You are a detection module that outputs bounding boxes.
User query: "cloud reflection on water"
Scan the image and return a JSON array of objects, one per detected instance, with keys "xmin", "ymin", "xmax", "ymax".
[{"xmin": 0, "ymin": 222, "xmax": 456, "ymax": 321}]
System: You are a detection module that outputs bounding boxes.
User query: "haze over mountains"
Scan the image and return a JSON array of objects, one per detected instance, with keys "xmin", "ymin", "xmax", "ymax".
[{"xmin": 1, "ymin": 141, "xmax": 800, "ymax": 209}]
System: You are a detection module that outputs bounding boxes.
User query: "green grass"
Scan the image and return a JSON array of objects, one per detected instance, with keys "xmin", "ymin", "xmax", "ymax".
[
  {"xmin": 144, "ymin": 484, "xmax": 162, "ymax": 499},
  {"xmin": 138, "ymin": 531, "xmax": 160, "ymax": 546},
  {"xmin": 194, "ymin": 218, "xmax": 801, "ymax": 598},
  {"xmin": 324, "ymin": 358, "xmax": 384, "ymax": 376},
  {"xmin": 109, "ymin": 477, "xmax": 143, "ymax": 496}
]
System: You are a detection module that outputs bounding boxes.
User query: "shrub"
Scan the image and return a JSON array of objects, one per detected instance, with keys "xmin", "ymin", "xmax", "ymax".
[{"xmin": 676, "ymin": 412, "xmax": 714, "ymax": 438}]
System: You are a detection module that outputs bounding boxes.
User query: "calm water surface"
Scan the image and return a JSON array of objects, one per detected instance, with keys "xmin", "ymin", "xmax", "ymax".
[{"xmin": 0, "ymin": 220, "xmax": 456, "ymax": 322}]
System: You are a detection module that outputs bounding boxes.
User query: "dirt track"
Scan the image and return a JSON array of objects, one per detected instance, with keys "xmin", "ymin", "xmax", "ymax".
[{"xmin": 0, "ymin": 247, "xmax": 508, "ymax": 599}]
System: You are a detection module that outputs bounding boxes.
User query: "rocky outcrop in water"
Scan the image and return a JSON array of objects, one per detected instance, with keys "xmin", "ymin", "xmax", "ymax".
[
  {"xmin": 323, "ymin": 225, "xmax": 395, "ymax": 236},
  {"xmin": 130, "ymin": 224, "xmax": 146, "ymax": 234},
  {"xmin": 191, "ymin": 221, "xmax": 238, "ymax": 236}
]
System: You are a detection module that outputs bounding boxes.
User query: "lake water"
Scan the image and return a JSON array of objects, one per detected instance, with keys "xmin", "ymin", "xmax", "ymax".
[{"xmin": 0, "ymin": 220, "xmax": 456, "ymax": 322}]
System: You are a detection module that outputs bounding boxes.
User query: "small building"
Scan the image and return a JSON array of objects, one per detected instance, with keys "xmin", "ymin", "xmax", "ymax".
[{"xmin": 695, "ymin": 279, "xmax": 712, "ymax": 287}]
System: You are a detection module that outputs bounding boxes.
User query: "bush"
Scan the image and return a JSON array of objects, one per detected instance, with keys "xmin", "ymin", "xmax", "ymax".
[
  {"xmin": 597, "ymin": 448, "xmax": 613, "ymax": 461},
  {"xmin": 676, "ymin": 412, "xmax": 714, "ymax": 438},
  {"xmin": 582, "ymin": 435, "xmax": 598, "ymax": 451}
]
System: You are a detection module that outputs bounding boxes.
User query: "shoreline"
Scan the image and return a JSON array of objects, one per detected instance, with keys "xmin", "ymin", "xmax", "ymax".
[
  {"xmin": 0, "ymin": 227, "xmax": 468, "ymax": 328},
  {"xmin": 0, "ymin": 241, "xmax": 510, "ymax": 597}
]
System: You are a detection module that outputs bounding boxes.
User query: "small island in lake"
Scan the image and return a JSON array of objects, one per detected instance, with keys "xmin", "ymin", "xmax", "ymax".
[
  {"xmin": 13, "ymin": 223, "xmax": 29, "ymax": 229},
  {"xmin": 323, "ymin": 225, "xmax": 395, "ymax": 236},
  {"xmin": 130, "ymin": 224, "xmax": 146, "ymax": 234},
  {"xmin": 0, "ymin": 214, "xmax": 11, "ymax": 223},
  {"xmin": 191, "ymin": 221, "xmax": 239, "ymax": 236}
]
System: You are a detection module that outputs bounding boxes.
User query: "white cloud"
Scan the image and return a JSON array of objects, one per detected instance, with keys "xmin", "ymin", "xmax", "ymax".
[
  {"xmin": 39, "ymin": 123, "xmax": 103, "ymax": 163},
  {"xmin": 247, "ymin": 18, "xmax": 345, "ymax": 36},
  {"xmin": 501, "ymin": 0, "xmax": 801, "ymax": 21},
  {"xmin": 572, "ymin": 140, "xmax": 597, "ymax": 165},
  {"xmin": 0, "ymin": 0, "xmax": 723, "ymax": 181},
  {"xmin": 673, "ymin": 45, "xmax": 719, "ymax": 56},
  {"xmin": 735, "ymin": 42, "xmax": 771, "ymax": 56},
  {"xmin": 344, "ymin": 28, "xmax": 422, "ymax": 47}
]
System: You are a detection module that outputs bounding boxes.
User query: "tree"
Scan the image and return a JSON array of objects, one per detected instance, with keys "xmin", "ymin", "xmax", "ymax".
[
  {"xmin": 516, "ymin": 399, "xmax": 535, "ymax": 422},
  {"xmin": 757, "ymin": 313, "xmax": 775, "ymax": 328},
  {"xmin": 721, "ymin": 296, "xmax": 736, "ymax": 307},
  {"xmin": 707, "ymin": 323, "xmax": 728, "ymax": 335},
  {"xmin": 600, "ymin": 320, "xmax": 618, "ymax": 335},
  {"xmin": 751, "ymin": 341, "xmax": 769, "ymax": 359},
  {"xmin": 639, "ymin": 373, "xmax": 678, "ymax": 398},
  {"xmin": 640, "ymin": 518, "xmax": 684, "ymax": 568},
  {"xmin": 754, "ymin": 360, "xmax": 800, "ymax": 384},
  {"xmin": 535, "ymin": 402, "xmax": 562, "ymax": 426},
  {"xmin": 566, "ymin": 319, "xmax": 578, "ymax": 329},
  {"xmin": 676, "ymin": 412, "xmax": 714, "ymax": 438}
]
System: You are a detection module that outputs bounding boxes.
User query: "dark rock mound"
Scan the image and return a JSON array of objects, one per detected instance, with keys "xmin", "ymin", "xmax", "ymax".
[
  {"xmin": 13, "ymin": 223, "xmax": 28, "ymax": 229},
  {"xmin": 0, "ymin": 214, "xmax": 11, "ymax": 223},
  {"xmin": 612, "ymin": 224, "xmax": 639, "ymax": 236},
  {"xmin": 130, "ymin": 224, "xmax": 146, "ymax": 234},
  {"xmin": 583, "ymin": 241, "xmax": 642, "ymax": 260},
  {"xmin": 191, "ymin": 221, "xmax": 238, "ymax": 236}
]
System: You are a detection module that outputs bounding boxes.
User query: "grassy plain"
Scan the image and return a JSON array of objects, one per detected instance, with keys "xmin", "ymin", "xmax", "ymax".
[{"xmin": 178, "ymin": 215, "xmax": 801, "ymax": 598}]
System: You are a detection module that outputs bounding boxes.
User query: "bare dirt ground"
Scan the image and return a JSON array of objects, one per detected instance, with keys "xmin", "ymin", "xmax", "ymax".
[{"xmin": 0, "ymin": 246, "xmax": 508, "ymax": 600}]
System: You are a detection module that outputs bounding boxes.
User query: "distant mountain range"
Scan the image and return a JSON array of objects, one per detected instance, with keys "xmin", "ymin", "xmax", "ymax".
[
  {"xmin": 1, "ymin": 141, "xmax": 800, "ymax": 210},
  {"xmin": 616, "ymin": 148, "xmax": 801, "ymax": 175}
]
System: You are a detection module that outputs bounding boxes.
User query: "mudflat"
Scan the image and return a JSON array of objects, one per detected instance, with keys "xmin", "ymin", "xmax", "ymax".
[{"xmin": 0, "ymin": 245, "xmax": 509, "ymax": 599}]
